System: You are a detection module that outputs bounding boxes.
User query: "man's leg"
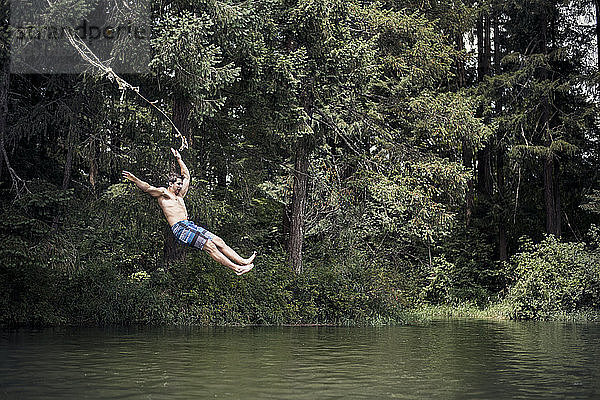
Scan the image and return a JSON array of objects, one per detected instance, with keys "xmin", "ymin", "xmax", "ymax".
[
  {"xmin": 211, "ymin": 235, "xmax": 256, "ymax": 265},
  {"xmin": 204, "ymin": 239, "xmax": 253, "ymax": 275}
]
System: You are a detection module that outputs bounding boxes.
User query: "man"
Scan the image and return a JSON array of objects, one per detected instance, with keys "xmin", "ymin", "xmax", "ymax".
[{"xmin": 122, "ymin": 148, "xmax": 255, "ymax": 275}]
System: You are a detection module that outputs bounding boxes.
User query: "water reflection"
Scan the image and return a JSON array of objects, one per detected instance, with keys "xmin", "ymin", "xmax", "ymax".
[{"xmin": 1, "ymin": 321, "xmax": 599, "ymax": 399}]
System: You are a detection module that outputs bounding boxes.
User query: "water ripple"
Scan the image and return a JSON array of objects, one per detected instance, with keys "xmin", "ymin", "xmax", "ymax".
[{"xmin": 2, "ymin": 322, "xmax": 600, "ymax": 399}]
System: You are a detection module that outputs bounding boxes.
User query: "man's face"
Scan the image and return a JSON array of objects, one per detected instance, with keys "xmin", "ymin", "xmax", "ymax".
[{"xmin": 169, "ymin": 178, "xmax": 184, "ymax": 195}]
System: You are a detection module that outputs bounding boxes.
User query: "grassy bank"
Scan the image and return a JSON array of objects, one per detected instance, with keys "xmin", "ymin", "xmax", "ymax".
[{"xmin": 405, "ymin": 303, "xmax": 600, "ymax": 324}]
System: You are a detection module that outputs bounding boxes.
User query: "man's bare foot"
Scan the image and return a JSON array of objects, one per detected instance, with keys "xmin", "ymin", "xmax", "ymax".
[
  {"xmin": 235, "ymin": 263, "xmax": 254, "ymax": 276},
  {"xmin": 242, "ymin": 251, "xmax": 256, "ymax": 265}
]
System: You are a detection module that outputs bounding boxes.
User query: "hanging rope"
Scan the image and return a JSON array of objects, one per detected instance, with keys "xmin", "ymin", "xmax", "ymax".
[{"xmin": 46, "ymin": 0, "xmax": 189, "ymax": 151}]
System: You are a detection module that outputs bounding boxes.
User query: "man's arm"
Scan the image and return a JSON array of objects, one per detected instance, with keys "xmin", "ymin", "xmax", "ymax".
[
  {"xmin": 122, "ymin": 171, "xmax": 167, "ymax": 198},
  {"xmin": 171, "ymin": 148, "xmax": 191, "ymax": 197}
]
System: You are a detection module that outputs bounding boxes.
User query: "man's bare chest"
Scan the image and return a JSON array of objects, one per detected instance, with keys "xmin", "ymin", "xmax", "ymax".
[{"xmin": 160, "ymin": 195, "xmax": 186, "ymax": 208}]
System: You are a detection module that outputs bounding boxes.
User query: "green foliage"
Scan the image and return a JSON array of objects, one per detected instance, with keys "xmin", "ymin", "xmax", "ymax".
[
  {"xmin": 150, "ymin": 8, "xmax": 240, "ymax": 107},
  {"xmin": 2, "ymin": 0, "xmax": 600, "ymax": 327},
  {"xmin": 0, "ymin": 188, "xmax": 72, "ymax": 325},
  {"xmin": 582, "ymin": 191, "xmax": 600, "ymax": 215},
  {"xmin": 408, "ymin": 91, "xmax": 492, "ymax": 152},
  {"xmin": 0, "ymin": 172, "xmax": 408, "ymax": 326},
  {"xmin": 360, "ymin": 155, "xmax": 468, "ymax": 244},
  {"xmin": 1, "ymin": 248, "xmax": 407, "ymax": 326},
  {"xmin": 60, "ymin": 264, "xmax": 174, "ymax": 325},
  {"xmin": 421, "ymin": 222, "xmax": 507, "ymax": 307},
  {"xmin": 503, "ymin": 235, "xmax": 600, "ymax": 320},
  {"xmin": 421, "ymin": 256, "xmax": 494, "ymax": 307}
]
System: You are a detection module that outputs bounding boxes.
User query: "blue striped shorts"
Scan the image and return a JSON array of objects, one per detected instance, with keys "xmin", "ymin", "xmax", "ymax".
[{"xmin": 171, "ymin": 220, "xmax": 214, "ymax": 250}]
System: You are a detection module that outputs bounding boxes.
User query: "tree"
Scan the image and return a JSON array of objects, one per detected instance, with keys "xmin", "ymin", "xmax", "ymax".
[
  {"xmin": 475, "ymin": 0, "xmax": 597, "ymax": 250},
  {"xmin": 241, "ymin": 0, "xmax": 383, "ymax": 273}
]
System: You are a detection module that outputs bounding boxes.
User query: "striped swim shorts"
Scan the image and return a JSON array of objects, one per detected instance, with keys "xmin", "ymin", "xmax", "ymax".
[{"xmin": 171, "ymin": 220, "xmax": 214, "ymax": 250}]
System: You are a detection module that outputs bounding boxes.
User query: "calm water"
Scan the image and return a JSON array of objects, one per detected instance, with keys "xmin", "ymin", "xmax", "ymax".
[{"xmin": 1, "ymin": 320, "xmax": 600, "ymax": 399}]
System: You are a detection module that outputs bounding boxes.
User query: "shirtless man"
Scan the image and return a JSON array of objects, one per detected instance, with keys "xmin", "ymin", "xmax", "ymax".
[{"xmin": 122, "ymin": 148, "xmax": 255, "ymax": 275}]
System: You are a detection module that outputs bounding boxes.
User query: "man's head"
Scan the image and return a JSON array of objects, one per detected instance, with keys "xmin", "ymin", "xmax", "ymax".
[{"xmin": 167, "ymin": 172, "xmax": 184, "ymax": 195}]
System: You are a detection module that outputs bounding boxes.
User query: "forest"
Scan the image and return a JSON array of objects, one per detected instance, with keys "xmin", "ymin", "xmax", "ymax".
[{"xmin": 1, "ymin": 0, "xmax": 600, "ymax": 326}]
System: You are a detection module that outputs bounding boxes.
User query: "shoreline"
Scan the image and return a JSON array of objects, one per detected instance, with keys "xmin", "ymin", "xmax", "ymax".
[{"xmin": 4, "ymin": 304, "xmax": 600, "ymax": 329}]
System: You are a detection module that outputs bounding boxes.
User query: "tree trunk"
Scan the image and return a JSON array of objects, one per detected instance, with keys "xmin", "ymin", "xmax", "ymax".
[
  {"xmin": 484, "ymin": 13, "xmax": 491, "ymax": 77},
  {"xmin": 476, "ymin": 11, "xmax": 493, "ymax": 200},
  {"xmin": 477, "ymin": 14, "xmax": 484, "ymax": 82},
  {"xmin": 61, "ymin": 112, "xmax": 77, "ymax": 191},
  {"xmin": 596, "ymin": 0, "xmax": 600, "ymax": 71},
  {"xmin": 0, "ymin": 63, "xmax": 9, "ymax": 187},
  {"xmin": 89, "ymin": 137, "xmax": 98, "ymax": 190},
  {"xmin": 493, "ymin": 12, "xmax": 508, "ymax": 261},
  {"xmin": 52, "ymin": 124, "xmax": 75, "ymax": 230},
  {"xmin": 457, "ymin": 32, "xmax": 473, "ymax": 225},
  {"xmin": 541, "ymin": 11, "xmax": 561, "ymax": 237},
  {"xmin": 62, "ymin": 135, "xmax": 74, "ymax": 190},
  {"xmin": 544, "ymin": 154, "xmax": 561, "ymax": 236},
  {"xmin": 463, "ymin": 140, "xmax": 474, "ymax": 225},
  {"xmin": 0, "ymin": 1, "xmax": 10, "ymax": 186},
  {"xmin": 282, "ymin": 203, "xmax": 291, "ymax": 247},
  {"xmin": 287, "ymin": 134, "xmax": 310, "ymax": 274},
  {"xmin": 456, "ymin": 33, "xmax": 466, "ymax": 89},
  {"xmin": 497, "ymin": 152, "xmax": 508, "ymax": 260},
  {"xmin": 163, "ymin": 95, "xmax": 191, "ymax": 266},
  {"xmin": 0, "ymin": 56, "xmax": 8, "ymax": 184},
  {"xmin": 477, "ymin": 12, "xmax": 492, "ymax": 79},
  {"xmin": 477, "ymin": 147, "xmax": 493, "ymax": 196}
]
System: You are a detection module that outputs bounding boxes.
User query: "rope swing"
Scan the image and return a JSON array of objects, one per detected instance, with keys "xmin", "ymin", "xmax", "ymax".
[{"xmin": 46, "ymin": 0, "xmax": 189, "ymax": 151}]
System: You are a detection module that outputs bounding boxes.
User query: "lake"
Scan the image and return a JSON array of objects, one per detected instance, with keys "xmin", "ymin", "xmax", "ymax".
[{"xmin": 1, "ymin": 320, "xmax": 600, "ymax": 399}]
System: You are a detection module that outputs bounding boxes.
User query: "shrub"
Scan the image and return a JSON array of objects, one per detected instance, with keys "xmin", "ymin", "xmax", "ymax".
[{"xmin": 503, "ymin": 235, "xmax": 600, "ymax": 320}]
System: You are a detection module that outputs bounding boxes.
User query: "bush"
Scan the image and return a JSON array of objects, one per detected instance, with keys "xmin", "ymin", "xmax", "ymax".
[
  {"xmin": 167, "ymin": 253, "xmax": 406, "ymax": 326},
  {"xmin": 0, "ymin": 182, "xmax": 410, "ymax": 327},
  {"xmin": 60, "ymin": 264, "xmax": 175, "ymax": 325},
  {"xmin": 420, "ymin": 223, "xmax": 505, "ymax": 307},
  {"xmin": 421, "ymin": 256, "xmax": 492, "ymax": 306},
  {"xmin": 503, "ymin": 235, "xmax": 600, "ymax": 320}
]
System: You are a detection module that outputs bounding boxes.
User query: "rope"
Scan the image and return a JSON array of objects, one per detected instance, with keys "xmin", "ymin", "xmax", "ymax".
[{"xmin": 46, "ymin": 0, "xmax": 189, "ymax": 151}]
